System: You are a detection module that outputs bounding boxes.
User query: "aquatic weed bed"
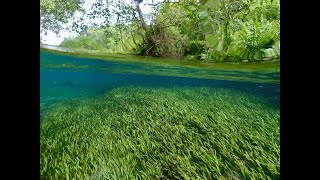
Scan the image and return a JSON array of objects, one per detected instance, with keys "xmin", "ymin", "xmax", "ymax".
[{"xmin": 40, "ymin": 87, "xmax": 279, "ymax": 179}]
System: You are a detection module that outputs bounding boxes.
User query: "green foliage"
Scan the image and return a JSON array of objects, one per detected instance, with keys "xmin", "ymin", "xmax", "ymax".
[
  {"xmin": 197, "ymin": 0, "xmax": 279, "ymax": 61},
  {"xmin": 45, "ymin": 0, "xmax": 280, "ymax": 62},
  {"xmin": 41, "ymin": 87, "xmax": 279, "ymax": 179},
  {"xmin": 184, "ymin": 41, "xmax": 208, "ymax": 60},
  {"xmin": 59, "ymin": 24, "xmax": 140, "ymax": 53},
  {"xmin": 110, "ymin": 24, "xmax": 144, "ymax": 54},
  {"xmin": 264, "ymin": 40, "xmax": 280, "ymax": 59},
  {"xmin": 133, "ymin": 17, "xmax": 185, "ymax": 58},
  {"xmin": 60, "ymin": 36, "xmax": 106, "ymax": 50},
  {"xmin": 248, "ymin": 0, "xmax": 280, "ymax": 21},
  {"xmin": 59, "ymin": 21, "xmax": 146, "ymax": 54},
  {"xmin": 41, "ymin": 0, "xmax": 84, "ymax": 33},
  {"xmin": 229, "ymin": 18, "xmax": 280, "ymax": 60}
]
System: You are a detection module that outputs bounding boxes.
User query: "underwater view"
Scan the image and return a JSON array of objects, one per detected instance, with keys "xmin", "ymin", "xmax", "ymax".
[{"xmin": 40, "ymin": 48, "xmax": 280, "ymax": 179}]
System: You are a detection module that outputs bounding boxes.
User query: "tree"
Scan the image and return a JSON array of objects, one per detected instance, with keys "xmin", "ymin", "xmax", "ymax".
[
  {"xmin": 40, "ymin": 0, "xmax": 85, "ymax": 37},
  {"xmin": 47, "ymin": 0, "xmax": 280, "ymax": 61}
]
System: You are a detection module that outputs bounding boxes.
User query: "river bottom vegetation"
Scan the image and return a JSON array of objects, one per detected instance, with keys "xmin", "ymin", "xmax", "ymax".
[{"xmin": 40, "ymin": 86, "xmax": 279, "ymax": 179}]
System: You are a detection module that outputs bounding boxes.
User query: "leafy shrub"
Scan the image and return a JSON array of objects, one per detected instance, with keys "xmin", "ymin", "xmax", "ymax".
[
  {"xmin": 134, "ymin": 18, "xmax": 185, "ymax": 58},
  {"xmin": 232, "ymin": 18, "xmax": 280, "ymax": 60}
]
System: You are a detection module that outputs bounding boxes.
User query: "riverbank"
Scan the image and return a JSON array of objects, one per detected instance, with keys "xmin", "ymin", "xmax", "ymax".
[{"xmin": 41, "ymin": 45, "xmax": 280, "ymax": 73}]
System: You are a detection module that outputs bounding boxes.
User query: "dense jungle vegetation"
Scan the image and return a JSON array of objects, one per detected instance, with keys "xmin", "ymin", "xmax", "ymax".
[{"xmin": 41, "ymin": 0, "xmax": 279, "ymax": 61}]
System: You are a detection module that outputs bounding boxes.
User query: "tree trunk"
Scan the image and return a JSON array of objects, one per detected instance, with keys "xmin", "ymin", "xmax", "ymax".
[{"xmin": 135, "ymin": 4, "xmax": 147, "ymax": 32}]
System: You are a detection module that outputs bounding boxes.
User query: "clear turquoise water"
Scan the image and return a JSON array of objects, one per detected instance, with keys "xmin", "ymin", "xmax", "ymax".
[
  {"xmin": 40, "ymin": 50, "xmax": 280, "ymax": 179},
  {"xmin": 40, "ymin": 51, "xmax": 279, "ymax": 118}
]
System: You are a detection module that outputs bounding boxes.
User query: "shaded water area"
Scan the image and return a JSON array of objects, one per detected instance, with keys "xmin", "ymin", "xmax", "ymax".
[{"xmin": 40, "ymin": 49, "xmax": 280, "ymax": 179}]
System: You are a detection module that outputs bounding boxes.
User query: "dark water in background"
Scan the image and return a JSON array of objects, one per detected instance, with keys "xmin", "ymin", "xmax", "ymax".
[{"xmin": 40, "ymin": 51, "xmax": 280, "ymax": 117}]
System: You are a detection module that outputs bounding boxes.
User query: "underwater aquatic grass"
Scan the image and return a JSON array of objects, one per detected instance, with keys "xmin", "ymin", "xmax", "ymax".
[{"xmin": 40, "ymin": 87, "xmax": 279, "ymax": 179}]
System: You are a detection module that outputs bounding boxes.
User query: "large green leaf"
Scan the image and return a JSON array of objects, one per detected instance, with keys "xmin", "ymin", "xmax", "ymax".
[{"xmin": 263, "ymin": 41, "xmax": 280, "ymax": 58}]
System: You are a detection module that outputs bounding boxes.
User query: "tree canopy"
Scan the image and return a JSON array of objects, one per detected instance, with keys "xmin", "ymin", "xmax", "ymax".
[
  {"xmin": 40, "ymin": 0, "xmax": 85, "ymax": 34},
  {"xmin": 41, "ymin": 0, "xmax": 280, "ymax": 62}
]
